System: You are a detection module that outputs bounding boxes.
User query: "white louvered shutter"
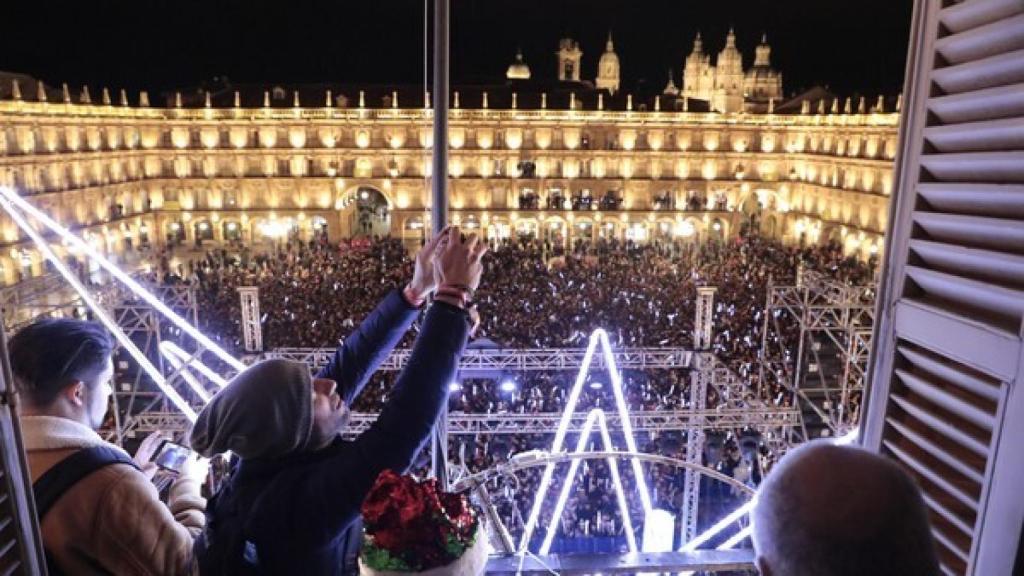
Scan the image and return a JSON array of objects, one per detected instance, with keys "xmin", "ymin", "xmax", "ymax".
[{"xmin": 862, "ymin": 0, "xmax": 1024, "ymax": 575}]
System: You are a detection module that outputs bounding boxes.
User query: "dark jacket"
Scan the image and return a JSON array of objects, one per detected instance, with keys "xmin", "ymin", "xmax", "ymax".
[{"xmin": 201, "ymin": 289, "xmax": 469, "ymax": 575}]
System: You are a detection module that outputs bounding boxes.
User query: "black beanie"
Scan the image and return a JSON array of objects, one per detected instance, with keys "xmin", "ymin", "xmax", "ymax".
[{"xmin": 189, "ymin": 359, "xmax": 313, "ymax": 459}]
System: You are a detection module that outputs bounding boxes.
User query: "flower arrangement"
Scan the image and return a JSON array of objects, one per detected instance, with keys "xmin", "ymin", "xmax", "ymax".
[{"xmin": 360, "ymin": 470, "xmax": 487, "ymax": 575}]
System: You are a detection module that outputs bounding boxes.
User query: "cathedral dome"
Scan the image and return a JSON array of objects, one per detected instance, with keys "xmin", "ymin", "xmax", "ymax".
[
  {"xmin": 506, "ymin": 49, "xmax": 531, "ymax": 80},
  {"xmin": 598, "ymin": 34, "xmax": 620, "ymax": 69}
]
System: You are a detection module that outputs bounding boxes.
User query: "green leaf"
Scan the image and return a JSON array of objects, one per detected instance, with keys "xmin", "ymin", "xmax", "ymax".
[{"xmin": 361, "ymin": 543, "xmax": 413, "ymax": 571}]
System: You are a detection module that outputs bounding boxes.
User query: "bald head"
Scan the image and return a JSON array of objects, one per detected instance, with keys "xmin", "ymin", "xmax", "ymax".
[{"xmin": 751, "ymin": 441, "xmax": 939, "ymax": 576}]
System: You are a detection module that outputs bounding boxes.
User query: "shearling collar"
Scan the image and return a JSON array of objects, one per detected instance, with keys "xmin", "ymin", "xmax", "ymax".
[{"xmin": 19, "ymin": 415, "xmax": 129, "ymax": 457}]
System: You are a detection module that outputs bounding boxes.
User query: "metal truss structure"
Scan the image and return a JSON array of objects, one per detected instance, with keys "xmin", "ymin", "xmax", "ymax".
[
  {"xmin": 267, "ymin": 346, "xmax": 695, "ymax": 372},
  {"xmin": 681, "ymin": 356, "xmax": 710, "ymax": 545},
  {"xmin": 694, "ymin": 286, "xmax": 717, "ymax": 350},
  {"xmin": 100, "ymin": 283, "xmax": 207, "ymax": 443},
  {"xmin": 759, "ymin": 269, "xmax": 875, "ymax": 441},
  {"xmin": 237, "ymin": 287, "xmax": 262, "ymax": 352},
  {"xmin": 0, "ymin": 272, "xmax": 83, "ymax": 330},
  {"xmin": 122, "ymin": 406, "xmax": 800, "ymax": 437}
]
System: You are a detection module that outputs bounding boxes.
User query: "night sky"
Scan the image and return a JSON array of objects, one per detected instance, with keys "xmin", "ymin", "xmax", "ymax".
[{"xmin": 3, "ymin": 0, "xmax": 913, "ymax": 99}]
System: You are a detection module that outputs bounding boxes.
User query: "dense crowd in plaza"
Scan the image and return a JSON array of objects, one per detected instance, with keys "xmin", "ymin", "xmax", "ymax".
[{"xmin": 160, "ymin": 231, "xmax": 872, "ymax": 548}]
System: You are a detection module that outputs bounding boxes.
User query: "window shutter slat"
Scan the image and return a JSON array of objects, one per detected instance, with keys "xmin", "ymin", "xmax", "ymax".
[
  {"xmin": 883, "ymin": 440, "xmax": 979, "ymax": 512},
  {"xmin": 934, "ymin": 13, "xmax": 1024, "ymax": 64},
  {"xmin": 922, "ymin": 492, "xmax": 976, "ymax": 539},
  {"xmin": 914, "ymin": 212, "xmax": 1024, "ymax": 251},
  {"xmin": 917, "ymin": 183, "xmax": 1024, "ymax": 218},
  {"xmin": 919, "ymin": 151, "xmax": 1024, "ymax": 182},
  {"xmin": 909, "ymin": 239, "xmax": 1024, "ymax": 288},
  {"xmin": 896, "ymin": 345, "xmax": 1002, "ymax": 403},
  {"xmin": 930, "ymin": 48, "xmax": 1024, "ymax": 93},
  {"xmin": 923, "ymin": 117, "xmax": 1024, "ymax": 152},
  {"xmin": 886, "ymin": 418, "xmax": 986, "ymax": 484},
  {"xmin": 933, "ymin": 525, "xmax": 972, "ymax": 563},
  {"xmin": 929, "ymin": 84, "xmax": 1024, "ymax": 124},
  {"xmin": 889, "ymin": 394, "xmax": 990, "ymax": 458},
  {"xmin": 940, "ymin": 0, "xmax": 1024, "ymax": 33},
  {"xmin": 904, "ymin": 265, "xmax": 1024, "ymax": 329},
  {"xmin": 893, "ymin": 368, "xmax": 996, "ymax": 431}
]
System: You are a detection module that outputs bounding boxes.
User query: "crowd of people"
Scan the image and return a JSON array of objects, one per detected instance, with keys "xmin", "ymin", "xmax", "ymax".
[{"xmin": 160, "ymin": 231, "xmax": 872, "ymax": 550}]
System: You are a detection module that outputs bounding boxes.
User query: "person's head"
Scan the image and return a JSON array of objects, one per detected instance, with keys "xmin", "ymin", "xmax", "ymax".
[
  {"xmin": 9, "ymin": 318, "xmax": 115, "ymax": 429},
  {"xmin": 190, "ymin": 358, "xmax": 349, "ymax": 459},
  {"xmin": 751, "ymin": 441, "xmax": 939, "ymax": 576}
]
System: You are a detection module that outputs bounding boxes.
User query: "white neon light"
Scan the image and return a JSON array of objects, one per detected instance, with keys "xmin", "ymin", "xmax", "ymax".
[
  {"xmin": 681, "ymin": 495, "xmax": 758, "ymax": 552},
  {"xmin": 538, "ymin": 409, "xmax": 638, "ymax": 555},
  {"xmin": 519, "ymin": 328, "xmax": 653, "ymax": 553},
  {"xmin": 160, "ymin": 349, "xmax": 212, "ymax": 403},
  {"xmin": 0, "ymin": 196, "xmax": 197, "ymax": 420},
  {"xmin": 684, "ymin": 429, "xmax": 862, "ymax": 552},
  {"xmin": 0, "ymin": 186, "xmax": 245, "ymax": 372},
  {"xmin": 159, "ymin": 341, "xmax": 229, "ymax": 387},
  {"xmin": 642, "ymin": 509, "xmax": 676, "ymax": 553},
  {"xmin": 716, "ymin": 525, "xmax": 752, "ymax": 550}
]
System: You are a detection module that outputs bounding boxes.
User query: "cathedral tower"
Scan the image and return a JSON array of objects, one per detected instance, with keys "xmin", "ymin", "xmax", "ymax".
[
  {"xmin": 595, "ymin": 32, "xmax": 621, "ymax": 94},
  {"xmin": 682, "ymin": 32, "xmax": 715, "ymax": 102},
  {"xmin": 713, "ymin": 27, "xmax": 745, "ymax": 113},
  {"xmin": 557, "ymin": 38, "xmax": 583, "ymax": 82}
]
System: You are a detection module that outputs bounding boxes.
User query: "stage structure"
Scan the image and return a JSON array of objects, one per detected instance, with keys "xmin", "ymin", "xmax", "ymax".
[{"xmin": 759, "ymin": 269, "xmax": 875, "ymax": 441}]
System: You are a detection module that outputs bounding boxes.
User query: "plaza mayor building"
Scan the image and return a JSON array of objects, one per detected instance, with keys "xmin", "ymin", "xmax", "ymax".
[{"xmin": 0, "ymin": 30, "xmax": 899, "ymax": 286}]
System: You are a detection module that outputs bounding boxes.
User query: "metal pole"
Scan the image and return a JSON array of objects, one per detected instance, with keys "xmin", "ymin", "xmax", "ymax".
[
  {"xmin": 0, "ymin": 322, "xmax": 50, "ymax": 575},
  {"xmin": 430, "ymin": 0, "xmax": 450, "ymax": 489},
  {"xmin": 431, "ymin": 0, "xmax": 449, "ymax": 236}
]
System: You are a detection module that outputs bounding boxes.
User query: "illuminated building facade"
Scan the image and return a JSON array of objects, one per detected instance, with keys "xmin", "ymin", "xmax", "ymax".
[{"xmin": 0, "ymin": 72, "xmax": 898, "ymax": 285}]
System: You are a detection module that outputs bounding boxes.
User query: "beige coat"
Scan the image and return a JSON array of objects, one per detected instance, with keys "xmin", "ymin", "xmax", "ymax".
[{"xmin": 21, "ymin": 415, "xmax": 206, "ymax": 575}]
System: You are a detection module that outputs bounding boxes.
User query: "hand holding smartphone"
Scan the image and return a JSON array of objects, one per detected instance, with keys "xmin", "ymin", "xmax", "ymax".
[{"xmin": 153, "ymin": 440, "xmax": 192, "ymax": 474}]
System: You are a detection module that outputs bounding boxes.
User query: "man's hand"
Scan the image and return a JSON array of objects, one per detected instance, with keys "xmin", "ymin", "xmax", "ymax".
[
  {"xmin": 134, "ymin": 432, "xmax": 166, "ymax": 481},
  {"xmin": 435, "ymin": 226, "xmax": 486, "ymax": 307},
  {"xmin": 406, "ymin": 226, "xmax": 450, "ymax": 302}
]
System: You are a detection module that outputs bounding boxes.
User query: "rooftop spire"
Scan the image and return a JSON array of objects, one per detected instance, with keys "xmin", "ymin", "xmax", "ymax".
[{"xmin": 606, "ymin": 30, "xmax": 614, "ymax": 52}]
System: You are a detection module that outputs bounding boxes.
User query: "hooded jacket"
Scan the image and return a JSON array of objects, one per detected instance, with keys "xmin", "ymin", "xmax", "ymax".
[{"xmin": 194, "ymin": 288, "xmax": 470, "ymax": 575}]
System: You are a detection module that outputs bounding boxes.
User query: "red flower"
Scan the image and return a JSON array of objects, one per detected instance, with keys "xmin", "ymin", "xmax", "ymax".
[{"xmin": 361, "ymin": 470, "xmax": 480, "ymax": 571}]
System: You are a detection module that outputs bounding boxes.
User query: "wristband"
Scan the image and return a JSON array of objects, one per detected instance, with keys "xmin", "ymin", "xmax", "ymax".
[
  {"xmin": 434, "ymin": 288, "xmax": 469, "ymax": 307},
  {"xmin": 440, "ymin": 283, "xmax": 476, "ymax": 298}
]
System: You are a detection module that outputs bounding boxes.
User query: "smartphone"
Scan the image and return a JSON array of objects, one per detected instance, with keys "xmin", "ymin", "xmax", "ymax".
[{"xmin": 153, "ymin": 440, "xmax": 192, "ymax": 474}]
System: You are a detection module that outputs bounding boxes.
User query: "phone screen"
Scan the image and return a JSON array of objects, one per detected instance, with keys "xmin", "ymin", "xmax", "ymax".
[{"xmin": 154, "ymin": 441, "xmax": 191, "ymax": 473}]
